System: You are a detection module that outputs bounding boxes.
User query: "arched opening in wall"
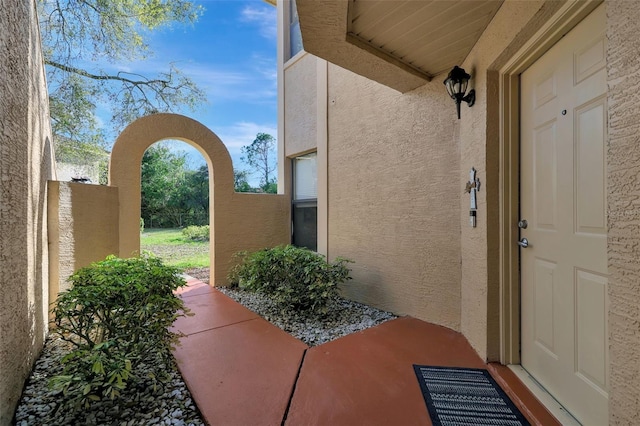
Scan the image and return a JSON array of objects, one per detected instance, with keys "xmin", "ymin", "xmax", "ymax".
[
  {"xmin": 110, "ymin": 113, "xmax": 288, "ymax": 287},
  {"xmin": 139, "ymin": 139, "xmax": 211, "ymax": 283}
]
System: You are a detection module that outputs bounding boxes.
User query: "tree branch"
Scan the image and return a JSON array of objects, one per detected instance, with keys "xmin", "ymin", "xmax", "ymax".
[{"xmin": 46, "ymin": 60, "xmax": 171, "ymax": 87}]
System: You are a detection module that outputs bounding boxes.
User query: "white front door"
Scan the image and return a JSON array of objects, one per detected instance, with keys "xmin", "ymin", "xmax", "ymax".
[{"xmin": 520, "ymin": 5, "xmax": 608, "ymax": 425}]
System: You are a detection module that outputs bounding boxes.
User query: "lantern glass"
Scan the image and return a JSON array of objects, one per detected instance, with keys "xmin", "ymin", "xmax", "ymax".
[
  {"xmin": 444, "ymin": 66, "xmax": 470, "ymax": 99},
  {"xmin": 443, "ymin": 66, "xmax": 474, "ymax": 119}
]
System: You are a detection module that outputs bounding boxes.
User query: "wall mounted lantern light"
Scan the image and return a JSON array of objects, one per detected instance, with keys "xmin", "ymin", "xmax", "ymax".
[{"xmin": 444, "ymin": 66, "xmax": 475, "ymax": 119}]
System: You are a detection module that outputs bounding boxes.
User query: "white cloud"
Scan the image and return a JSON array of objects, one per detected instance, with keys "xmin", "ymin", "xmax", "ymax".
[
  {"xmin": 250, "ymin": 53, "xmax": 277, "ymax": 84},
  {"xmin": 99, "ymin": 58, "xmax": 276, "ymax": 106},
  {"xmin": 180, "ymin": 64, "xmax": 251, "ymax": 86},
  {"xmin": 215, "ymin": 121, "xmax": 278, "ymax": 184},
  {"xmin": 240, "ymin": 4, "xmax": 277, "ymax": 40},
  {"xmin": 159, "ymin": 122, "xmax": 278, "ymax": 177},
  {"xmin": 215, "ymin": 121, "xmax": 278, "ymax": 152}
]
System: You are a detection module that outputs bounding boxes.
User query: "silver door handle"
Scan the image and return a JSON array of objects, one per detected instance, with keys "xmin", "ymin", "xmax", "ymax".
[{"xmin": 518, "ymin": 238, "xmax": 529, "ymax": 248}]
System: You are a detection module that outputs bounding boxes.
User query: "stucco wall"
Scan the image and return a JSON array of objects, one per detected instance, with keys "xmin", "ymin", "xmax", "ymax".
[
  {"xmin": 457, "ymin": 0, "xmax": 564, "ymax": 360},
  {"xmin": 285, "ymin": 0, "xmax": 568, "ymax": 359},
  {"xmin": 284, "ymin": 54, "xmax": 318, "ymax": 157},
  {"xmin": 326, "ymin": 65, "xmax": 461, "ymax": 330},
  {"xmin": 48, "ymin": 182, "xmax": 119, "ymax": 300},
  {"xmin": 606, "ymin": 0, "xmax": 640, "ymax": 422},
  {"xmin": 110, "ymin": 114, "xmax": 290, "ymax": 286},
  {"xmin": 0, "ymin": 0, "xmax": 55, "ymax": 422},
  {"xmin": 283, "ymin": 1, "xmax": 640, "ymax": 422}
]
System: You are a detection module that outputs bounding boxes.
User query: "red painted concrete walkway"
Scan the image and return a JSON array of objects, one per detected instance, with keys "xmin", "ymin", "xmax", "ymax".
[{"xmin": 173, "ymin": 278, "xmax": 560, "ymax": 426}]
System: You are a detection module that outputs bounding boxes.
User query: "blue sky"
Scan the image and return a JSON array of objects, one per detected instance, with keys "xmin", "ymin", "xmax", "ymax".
[{"xmin": 111, "ymin": 0, "xmax": 278, "ymax": 174}]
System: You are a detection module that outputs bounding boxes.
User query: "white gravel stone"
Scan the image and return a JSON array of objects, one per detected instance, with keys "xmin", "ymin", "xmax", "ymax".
[
  {"xmin": 13, "ymin": 336, "xmax": 204, "ymax": 426},
  {"xmin": 15, "ymin": 285, "xmax": 396, "ymax": 424},
  {"xmin": 217, "ymin": 287, "xmax": 397, "ymax": 346}
]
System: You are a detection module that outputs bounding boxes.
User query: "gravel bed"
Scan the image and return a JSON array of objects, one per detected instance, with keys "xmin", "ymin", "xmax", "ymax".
[
  {"xmin": 217, "ymin": 287, "xmax": 397, "ymax": 346},
  {"xmin": 14, "ymin": 336, "xmax": 204, "ymax": 426},
  {"xmin": 15, "ymin": 267, "xmax": 395, "ymax": 424},
  {"xmin": 185, "ymin": 267, "xmax": 397, "ymax": 346}
]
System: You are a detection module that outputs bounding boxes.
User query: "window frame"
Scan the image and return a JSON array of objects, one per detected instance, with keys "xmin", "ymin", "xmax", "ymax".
[{"xmin": 291, "ymin": 152, "xmax": 318, "ymax": 251}]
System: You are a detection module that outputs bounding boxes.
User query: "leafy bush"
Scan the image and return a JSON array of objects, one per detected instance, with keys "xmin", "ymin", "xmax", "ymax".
[
  {"xmin": 228, "ymin": 245, "xmax": 352, "ymax": 314},
  {"xmin": 182, "ymin": 225, "xmax": 209, "ymax": 241},
  {"xmin": 50, "ymin": 254, "xmax": 189, "ymax": 408}
]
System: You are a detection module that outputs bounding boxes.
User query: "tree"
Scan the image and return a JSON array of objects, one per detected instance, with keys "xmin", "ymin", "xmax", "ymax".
[
  {"xmin": 141, "ymin": 145, "xmax": 187, "ymax": 228},
  {"xmin": 234, "ymin": 169, "xmax": 252, "ymax": 193},
  {"xmin": 54, "ymin": 137, "xmax": 110, "ymax": 184},
  {"xmin": 241, "ymin": 133, "xmax": 277, "ymax": 193},
  {"xmin": 38, "ymin": 0, "xmax": 206, "ymax": 144},
  {"xmin": 183, "ymin": 166, "xmax": 209, "ymax": 225},
  {"xmin": 141, "ymin": 145, "xmax": 209, "ymax": 228}
]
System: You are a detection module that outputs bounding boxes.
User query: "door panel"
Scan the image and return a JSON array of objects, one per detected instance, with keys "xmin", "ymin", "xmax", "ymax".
[
  {"xmin": 520, "ymin": 5, "xmax": 608, "ymax": 425},
  {"xmin": 533, "ymin": 258, "xmax": 556, "ymax": 355},
  {"xmin": 575, "ymin": 98, "xmax": 607, "ymax": 235},
  {"xmin": 533, "ymin": 121, "xmax": 558, "ymax": 230}
]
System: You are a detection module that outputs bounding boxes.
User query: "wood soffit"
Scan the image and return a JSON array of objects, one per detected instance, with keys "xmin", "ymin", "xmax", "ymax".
[{"xmin": 295, "ymin": 0, "xmax": 504, "ymax": 92}]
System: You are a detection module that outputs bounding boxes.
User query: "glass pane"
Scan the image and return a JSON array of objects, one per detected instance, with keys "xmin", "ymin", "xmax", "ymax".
[
  {"xmin": 293, "ymin": 152, "xmax": 317, "ymax": 200},
  {"xmin": 293, "ymin": 204, "xmax": 317, "ymax": 251},
  {"xmin": 289, "ymin": 0, "xmax": 303, "ymax": 58}
]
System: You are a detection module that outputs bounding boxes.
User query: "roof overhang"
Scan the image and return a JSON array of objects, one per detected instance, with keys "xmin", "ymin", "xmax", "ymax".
[{"xmin": 295, "ymin": 0, "xmax": 504, "ymax": 93}]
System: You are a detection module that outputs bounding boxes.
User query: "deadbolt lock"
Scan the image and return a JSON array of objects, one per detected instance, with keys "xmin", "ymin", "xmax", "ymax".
[{"xmin": 518, "ymin": 219, "xmax": 528, "ymax": 229}]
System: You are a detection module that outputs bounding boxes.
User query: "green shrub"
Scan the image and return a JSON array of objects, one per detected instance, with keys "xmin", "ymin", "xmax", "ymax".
[
  {"xmin": 50, "ymin": 254, "xmax": 188, "ymax": 408},
  {"xmin": 140, "ymin": 217, "xmax": 145, "ymax": 233},
  {"xmin": 182, "ymin": 225, "xmax": 209, "ymax": 241},
  {"xmin": 228, "ymin": 245, "xmax": 352, "ymax": 315}
]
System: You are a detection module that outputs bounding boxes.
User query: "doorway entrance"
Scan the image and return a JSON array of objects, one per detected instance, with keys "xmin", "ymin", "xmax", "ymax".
[{"xmin": 518, "ymin": 4, "xmax": 608, "ymax": 424}]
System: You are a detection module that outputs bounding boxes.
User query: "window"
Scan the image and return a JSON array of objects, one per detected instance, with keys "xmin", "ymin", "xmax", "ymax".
[
  {"xmin": 288, "ymin": 0, "xmax": 303, "ymax": 60},
  {"xmin": 292, "ymin": 152, "xmax": 317, "ymax": 251}
]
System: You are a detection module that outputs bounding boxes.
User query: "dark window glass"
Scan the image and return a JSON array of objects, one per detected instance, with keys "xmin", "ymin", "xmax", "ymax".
[
  {"xmin": 292, "ymin": 202, "xmax": 317, "ymax": 251},
  {"xmin": 292, "ymin": 152, "xmax": 317, "ymax": 250}
]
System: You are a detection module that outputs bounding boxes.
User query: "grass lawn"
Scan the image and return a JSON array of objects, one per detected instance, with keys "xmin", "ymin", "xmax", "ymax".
[{"xmin": 141, "ymin": 228, "xmax": 209, "ymax": 269}]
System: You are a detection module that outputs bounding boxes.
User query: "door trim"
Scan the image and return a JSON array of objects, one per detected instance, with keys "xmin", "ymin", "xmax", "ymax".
[{"xmin": 498, "ymin": 0, "xmax": 603, "ymax": 365}]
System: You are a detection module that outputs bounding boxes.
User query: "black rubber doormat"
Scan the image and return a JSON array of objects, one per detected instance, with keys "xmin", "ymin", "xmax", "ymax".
[{"xmin": 413, "ymin": 365, "xmax": 530, "ymax": 426}]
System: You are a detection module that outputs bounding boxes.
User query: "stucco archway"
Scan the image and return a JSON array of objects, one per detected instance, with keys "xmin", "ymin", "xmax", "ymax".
[{"xmin": 109, "ymin": 113, "xmax": 290, "ymax": 285}]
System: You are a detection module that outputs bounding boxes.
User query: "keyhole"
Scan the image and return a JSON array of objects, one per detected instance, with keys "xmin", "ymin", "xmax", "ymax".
[{"xmin": 561, "ymin": 109, "xmax": 567, "ymax": 115}]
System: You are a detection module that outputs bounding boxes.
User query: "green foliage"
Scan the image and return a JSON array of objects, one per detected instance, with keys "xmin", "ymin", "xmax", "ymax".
[
  {"xmin": 241, "ymin": 133, "xmax": 277, "ymax": 193},
  {"xmin": 54, "ymin": 136, "xmax": 110, "ymax": 184},
  {"xmin": 182, "ymin": 225, "xmax": 210, "ymax": 241},
  {"xmin": 182, "ymin": 165, "xmax": 210, "ymax": 225},
  {"xmin": 140, "ymin": 217, "xmax": 145, "ymax": 233},
  {"xmin": 234, "ymin": 168, "xmax": 276, "ymax": 194},
  {"xmin": 262, "ymin": 182, "xmax": 278, "ymax": 194},
  {"xmin": 228, "ymin": 245, "xmax": 353, "ymax": 315},
  {"xmin": 38, "ymin": 0, "xmax": 205, "ymax": 142},
  {"xmin": 141, "ymin": 144, "xmax": 209, "ymax": 228},
  {"xmin": 234, "ymin": 169, "xmax": 253, "ymax": 193},
  {"xmin": 50, "ymin": 254, "xmax": 189, "ymax": 408}
]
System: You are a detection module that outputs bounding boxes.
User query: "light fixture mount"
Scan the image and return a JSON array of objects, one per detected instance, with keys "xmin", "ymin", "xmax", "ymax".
[{"xmin": 444, "ymin": 66, "xmax": 475, "ymax": 119}]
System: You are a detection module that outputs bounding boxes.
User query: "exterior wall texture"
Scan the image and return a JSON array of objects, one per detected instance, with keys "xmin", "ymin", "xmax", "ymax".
[
  {"xmin": 282, "ymin": 0, "xmax": 581, "ymax": 360},
  {"xmin": 606, "ymin": 0, "xmax": 640, "ymax": 422},
  {"xmin": 458, "ymin": 0, "xmax": 562, "ymax": 361},
  {"xmin": 326, "ymin": 65, "xmax": 462, "ymax": 330},
  {"xmin": 48, "ymin": 182, "xmax": 119, "ymax": 301},
  {"xmin": 284, "ymin": 0, "xmax": 640, "ymax": 422},
  {"xmin": 110, "ymin": 114, "xmax": 290, "ymax": 286},
  {"xmin": 284, "ymin": 54, "xmax": 318, "ymax": 157},
  {"xmin": 0, "ymin": 0, "xmax": 55, "ymax": 422}
]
